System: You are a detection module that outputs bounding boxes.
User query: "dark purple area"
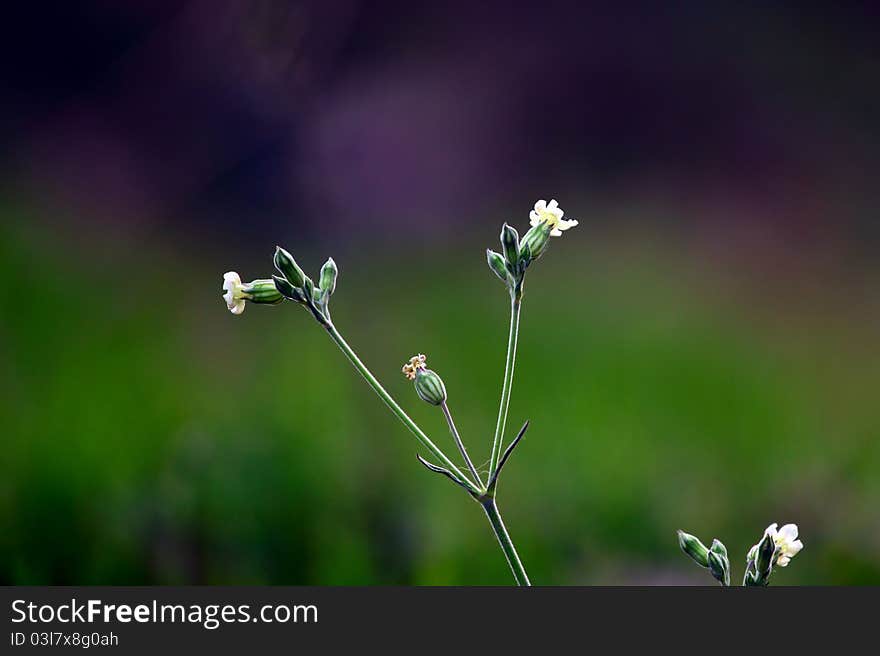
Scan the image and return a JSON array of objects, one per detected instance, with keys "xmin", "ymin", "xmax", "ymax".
[{"xmin": 1, "ymin": 1, "xmax": 878, "ymax": 248}]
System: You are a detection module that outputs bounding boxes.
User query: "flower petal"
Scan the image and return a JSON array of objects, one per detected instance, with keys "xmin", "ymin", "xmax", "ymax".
[
  {"xmin": 778, "ymin": 524, "xmax": 798, "ymax": 541},
  {"xmin": 223, "ymin": 271, "xmax": 241, "ymax": 290}
]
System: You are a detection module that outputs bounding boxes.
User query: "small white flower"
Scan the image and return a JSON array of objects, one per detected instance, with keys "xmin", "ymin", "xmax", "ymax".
[
  {"xmin": 756, "ymin": 522, "xmax": 804, "ymax": 567},
  {"xmin": 529, "ymin": 199, "xmax": 578, "ymax": 237},
  {"xmin": 222, "ymin": 271, "xmax": 247, "ymax": 315}
]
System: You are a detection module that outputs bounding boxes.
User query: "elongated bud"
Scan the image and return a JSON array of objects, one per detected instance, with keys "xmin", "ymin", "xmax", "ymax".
[
  {"xmin": 274, "ymin": 246, "xmax": 306, "ymax": 288},
  {"xmin": 756, "ymin": 530, "xmax": 777, "ymax": 578},
  {"xmin": 414, "ymin": 368, "xmax": 447, "ymax": 406},
  {"xmin": 486, "ymin": 249, "xmax": 508, "ymax": 282},
  {"xmin": 273, "ymin": 275, "xmax": 305, "ymax": 303},
  {"xmin": 677, "ymin": 530, "xmax": 710, "ymax": 568},
  {"xmin": 500, "ymin": 223, "xmax": 520, "ymax": 267},
  {"xmin": 519, "ymin": 242, "xmax": 532, "ymax": 268},
  {"xmin": 243, "ymin": 279, "xmax": 283, "ymax": 305},
  {"xmin": 743, "ymin": 561, "xmax": 759, "ymax": 586},
  {"xmin": 708, "ymin": 542, "xmax": 730, "ymax": 586},
  {"xmin": 710, "ymin": 538, "xmax": 728, "ymax": 560},
  {"xmin": 520, "ymin": 222, "xmax": 551, "ymax": 261},
  {"xmin": 746, "ymin": 543, "xmax": 758, "ymax": 563},
  {"xmin": 303, "ymin": 276, "xmax": 316, "ymax": 301},
  {"xmin": 319, "ymin": 257, "xmax": 338, "ymax": 296}
]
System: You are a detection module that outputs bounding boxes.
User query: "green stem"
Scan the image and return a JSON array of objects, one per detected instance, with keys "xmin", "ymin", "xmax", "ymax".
[
  {"xmin": 482, "ymin": 498, "xmax": 530, "ymax": 586},
  {"xmin": 489, "ymin": 291, "xmax": 522, "ymax": 478},
  {"xmin": 323, "ymin": 321, "xmax": 479, "ymax": 495},
  {"xmin": 325, "ymin": 316, "xmax": 529, "ymax": 585},
  {"xmin": 440, "ymin": 401, "xmax": 483, "ymax": 490}
]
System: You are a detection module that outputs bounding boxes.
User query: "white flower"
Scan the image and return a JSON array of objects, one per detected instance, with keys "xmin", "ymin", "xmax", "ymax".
[
  {"xmin": 222, "ymin": 271, "xmax": 247, "ymax": 315},
  {"xmin": 529, "ymin": 199, "xmax": 578, "ymax": 237},
  {"xmin": 759, "ymin": 522, "xmax": 804, "ymax": 567}
]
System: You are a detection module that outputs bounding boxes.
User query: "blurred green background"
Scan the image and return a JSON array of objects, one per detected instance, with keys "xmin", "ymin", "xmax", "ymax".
[
  {"xmin": 1, "ymin": 2, "xmax": 879, "ymax": 584},
  {"xmin": 1, "ymin": 205, "xmax": 877, "ymax": 585}
]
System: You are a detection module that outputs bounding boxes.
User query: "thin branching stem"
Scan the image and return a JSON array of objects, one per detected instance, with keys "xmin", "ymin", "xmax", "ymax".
[
  {"xmin": 440, "ymin": 401, "xmax": 483, "ymax": 490},
  {"xmin": 489, "ymin": 290, "xmax": 522, "ymax": 481},
  {"xmin": 323, "ymin": 321, "xmax": 480, "ymax": 496},
  {"xmin": 324, "ymin": 302, "xmax": 530, "ymax": 585}
]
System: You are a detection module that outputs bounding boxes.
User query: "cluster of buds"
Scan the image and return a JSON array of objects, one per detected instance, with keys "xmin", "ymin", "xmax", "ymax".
[
  {"xmin": 222, "ymin": 247, "xmax": 338, "ymax": 324},
  {"xmin": 487, "ymin": 199, "xmax": 578, "ymax": 294},
  {"xmin": 677, "ymin": 531, "xmax": 731, "ymax": 586},
  {"xmin": 271, "ymin": 247, "xmax": 338, "ymax": 325},
  {"xmin": 678, "ymin": 522, "xmax": 803, "ymax": 586}
]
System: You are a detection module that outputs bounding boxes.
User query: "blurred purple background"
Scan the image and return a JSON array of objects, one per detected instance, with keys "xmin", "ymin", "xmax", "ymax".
[{"xmin": 3, "ymin": 1, "xmax": 878, "ymax": 253}]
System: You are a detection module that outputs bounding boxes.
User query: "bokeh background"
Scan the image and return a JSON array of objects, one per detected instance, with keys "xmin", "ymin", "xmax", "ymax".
[{"xmin": 1, "ymin": 1, "xmax": 878, "ymax": 585}]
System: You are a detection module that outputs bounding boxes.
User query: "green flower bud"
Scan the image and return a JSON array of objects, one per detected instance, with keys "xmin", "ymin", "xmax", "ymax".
[
  {"xmin": 243, "ymin": 279, "xmax": 283, "ymax": 305},
  {"xmin": 402, "ymin": 354, "xmax": 447, "ymax": 406},
  {"xmin": 746, "ymin": 543, "xmax": 758, "ymax": 563},
  {"xmin": 743, "ymin": 561, "xmax": 759, "ymax": 586},
  {"xmin": 707, "ymin": 548, "xmax": 730, "ymax": 586},
  {"xmin": 710, "ymin": 538, "xmax": 728, "ymax": 560},
  {"xmin": 414, "ymin": 368, "xmax": 447, "ymax": 406},
  {"xmin": 274, "ymin": 246, "xmax": 306, "ymax": 288},
  {"xmin": 755, "ymin": 529, "xmax": 777, "ymax": 578},
  {"xmin": 272, "ymin": 275, "xmax": 305, "ymax": 303},
  {"xmin": 677, "ymin": 530, "xmax": 710, "ymax": 568},
  {"xmin": 303, "ymin": 276, "xmax": 316, "ymax": 302},
  {"xmin": 500, "ymin": 223, "xmax": 520, "ymax": 267},
  {"xmin": 486, "ymin": 249, "xmax": 508, "ymax": 283},
  {"xmin": 319, "ymin": 257, "xmax": 338, "ymax": 296},
  {"xmin": 519, "ymin": 242, "xmax": 532, "ymax": 268},
  {"xmin": 520, "ymin": 222, "xmax": 551, "ymax": 261}
]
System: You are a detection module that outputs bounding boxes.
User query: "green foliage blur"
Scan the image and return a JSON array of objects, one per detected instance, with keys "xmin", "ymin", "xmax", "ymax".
[{"xmin": 1, "ymin": 208, "xmax": 878, "ymax": 585}]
